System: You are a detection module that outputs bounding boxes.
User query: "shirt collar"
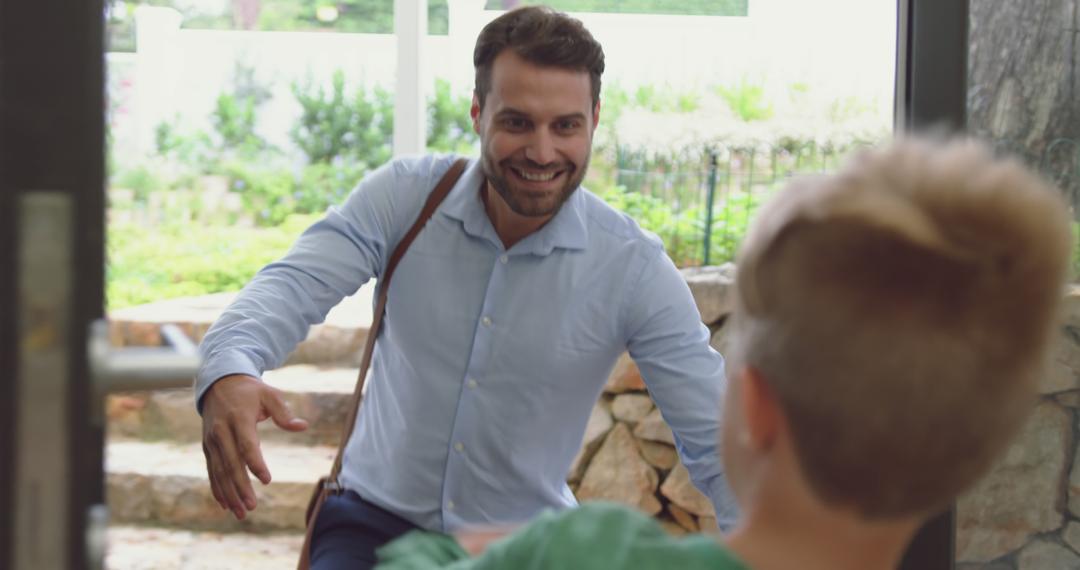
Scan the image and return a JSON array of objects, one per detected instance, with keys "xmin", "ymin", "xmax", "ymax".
[{"xmin": 440, "ymin": 158, "xmax": 589, "ymax": 255}]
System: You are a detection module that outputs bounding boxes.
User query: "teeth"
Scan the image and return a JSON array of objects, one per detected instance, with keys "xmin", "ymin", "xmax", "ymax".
[{"xmin": 516, "ymin": 169, "xmax": 557, "ymax": 182}]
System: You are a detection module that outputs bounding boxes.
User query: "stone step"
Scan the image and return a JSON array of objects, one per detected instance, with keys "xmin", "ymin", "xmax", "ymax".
[
  {"xmin": 108, "ymin": 365, "xmax": 360, "ymax": 447},
  {"xmin": 107, "ymin": 440, "xmax": 335, "ymax": 532},
  {"xmin": 106, "ymin": 525, "xmax": 303, "ymax": 569},
  {"xmin": 108, "ymin": 287, "xmax": 375, "ymax": 367}
]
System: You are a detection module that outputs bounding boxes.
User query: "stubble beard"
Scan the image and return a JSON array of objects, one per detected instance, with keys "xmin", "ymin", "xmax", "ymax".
[{"xmin": 481, "ymin": 148, "xmax": 591, "ymax": 218}]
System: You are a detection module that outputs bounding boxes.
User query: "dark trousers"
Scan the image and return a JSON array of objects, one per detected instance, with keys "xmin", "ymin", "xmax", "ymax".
[{"xmin": 309, "ymin": 491, "xmax": 421, "ymax": 570}]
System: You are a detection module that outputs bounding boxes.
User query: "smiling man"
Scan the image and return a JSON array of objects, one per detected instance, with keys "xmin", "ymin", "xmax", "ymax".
[{"xmin": 194, "ymin": 6, "xmax": 734, "ymax": 570}]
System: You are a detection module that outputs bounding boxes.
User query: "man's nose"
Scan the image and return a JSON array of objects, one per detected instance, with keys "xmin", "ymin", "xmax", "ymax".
[{"xmin": 523, "ymin": 129, "xmax": 558, "ymax": 166}]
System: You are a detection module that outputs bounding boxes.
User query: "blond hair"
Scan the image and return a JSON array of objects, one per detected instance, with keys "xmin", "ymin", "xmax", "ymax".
[{"xmin": 729, "ymin": 138, "xmax": 1072, "ymax": 518}]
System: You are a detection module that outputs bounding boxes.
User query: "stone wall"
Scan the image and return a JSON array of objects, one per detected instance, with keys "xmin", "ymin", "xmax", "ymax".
[
  {"xmin": 576, "ymin": 271, "xmax": 1080, "ymax": 567},
  {"xmin": 567, "ymin": 264, "xmax": 736, "ymax": 535},
  {"xmin": 107, "ymin": 267, "xmax": 1080, "ymax": 565},
  {"xmin": 956, "ymin": 287, "xmax": 1080, "ymax": 569}
]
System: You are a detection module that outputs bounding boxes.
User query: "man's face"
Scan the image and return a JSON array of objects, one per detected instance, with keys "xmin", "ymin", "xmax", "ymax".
[{"xmin": 472, "ymin": 50, "xmax": 600, "ymax": 218}]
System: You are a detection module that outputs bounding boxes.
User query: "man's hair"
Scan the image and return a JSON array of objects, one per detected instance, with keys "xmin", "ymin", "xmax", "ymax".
[
  {"xmin": 473, "ymin": 5, "xmax": 605, "ymax": 110},
  {"xmin": 729, "ymin": 138, "xmax": 1072, "ymax": 518}
]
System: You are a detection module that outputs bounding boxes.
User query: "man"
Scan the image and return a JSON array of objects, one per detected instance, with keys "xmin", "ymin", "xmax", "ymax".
[
  {"xmin": 375, "ymin": 138, "xmax": 1073, "ymax": 569},
  {"xmin": 196, "ymin": 6, "xmax": 734, "ymax": 569}
]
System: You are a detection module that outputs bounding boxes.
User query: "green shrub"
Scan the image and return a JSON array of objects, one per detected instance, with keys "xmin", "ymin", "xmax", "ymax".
[
  {"xmin": 153, "ymin": 118, "xmax": 214, "ymax": 174},
  {"xmin": 212, "ymin": 92, "xmax": 265, "ymax": 157},
  {"xmin": 290, "ymin": 70, "xmax": 393, "ymax": 168},
  {"xmin": 111, "ymin": 163, "xmax": 166, "ymax": 203},
  {"xmin": 427, "ymin": 78, "xmax": 477, "ymax": 154},
  {"xmin": 715, "ymin": 81, "xmax": 774, "ymax": 122},
  {"xmin": 107, "ymin": 214, "xmax": 320, "ymax": 309},
  {"xmin": 221, "ymin": 162, "xmax": 298, "ymax": 226}
]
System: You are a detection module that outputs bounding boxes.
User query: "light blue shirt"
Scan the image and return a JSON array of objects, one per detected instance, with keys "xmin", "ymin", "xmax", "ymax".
[{"xmin": 196, "ymin": 154, "xmax": 735, "ymax": 532}]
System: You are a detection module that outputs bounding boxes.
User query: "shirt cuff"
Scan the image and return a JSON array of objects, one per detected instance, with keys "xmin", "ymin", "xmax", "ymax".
[
  {"xmin": 707, "ymin": 474, "xmax": 741, "ymax": 532},
  {"xmin": 194, "ymin": 351, "xmax": 262, "ymax": 415}
]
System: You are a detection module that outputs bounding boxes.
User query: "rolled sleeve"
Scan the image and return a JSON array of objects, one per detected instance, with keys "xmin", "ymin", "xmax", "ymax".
[
  {"xmin": 622, "ymin": 246, "xmax": 738, "ymax": 528},
  {"xmin": 194, "ymin": 157, "xmax": 443, "ymax": 414}
]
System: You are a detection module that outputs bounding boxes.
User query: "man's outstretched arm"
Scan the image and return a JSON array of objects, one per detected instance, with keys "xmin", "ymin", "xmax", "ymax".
[{"xmin": 195, "ymin": 157, "xmax": 447, "ymax": 519}]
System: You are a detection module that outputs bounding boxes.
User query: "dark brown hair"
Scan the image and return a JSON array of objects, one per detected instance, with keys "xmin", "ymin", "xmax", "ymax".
[{"xmin": 473, "ymin": 5, "xmax": 605, "ymax": 110}]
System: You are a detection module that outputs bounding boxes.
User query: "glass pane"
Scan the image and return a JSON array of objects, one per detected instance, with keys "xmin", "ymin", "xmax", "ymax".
[
  {"xmin": 553, "ymin": 0, "xmax": 897, "ymax": 267},
  {"xmin": 101, "ymin": 1, "xmax": 897, "ymax": 565},
  {"xmin": 957, "ymin": 1, "xmax": 1080, "ymax": 568}
]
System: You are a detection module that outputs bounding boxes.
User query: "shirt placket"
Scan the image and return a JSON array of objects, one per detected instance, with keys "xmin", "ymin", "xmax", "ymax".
[{"xmin": 440, "ymin": 249, "xmax": 511, "ymax": 530}]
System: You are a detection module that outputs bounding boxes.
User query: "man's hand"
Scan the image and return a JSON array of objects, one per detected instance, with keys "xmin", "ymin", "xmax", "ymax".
[
  {"xmin": 454, "ymin": 526, "xmax": 518, "ymax": 556},
  {"xmin": 201, "ymin": 374, "xmax": 308, "ymax": 520}
]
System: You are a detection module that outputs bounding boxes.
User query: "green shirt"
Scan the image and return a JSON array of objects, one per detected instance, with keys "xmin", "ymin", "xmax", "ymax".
[{"xmin": 376, "ymin": 502, "xmax": 749, "ymax": 570}]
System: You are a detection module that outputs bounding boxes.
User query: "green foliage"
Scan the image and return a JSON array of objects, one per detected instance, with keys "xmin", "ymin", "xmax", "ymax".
[
  {"xmin": 290, "ymin": 70, "xmax": 393, "ymax": 168},
  {"xmin": 706, "ymin": 189, "xmax": 764, "ymax": 264},
  {"xmin": 427, "ymin": 78, "xmax": 478, "ymax": 154},
  {"xmin": 111, "ymin": 163, "xmax": 165, "ymax": 202},
  {"xmin": 212, "ymin": 93, "xmax": 263, "ymax": 155},
  {"xmin": 153, "ymin": 119, "xmax": 214, "ymax": 171},
  {"xmin": 211, "ymin": 62, "xmax": 274, "ymax": 159},
  {"xmin": 111, "ymin": 0, "xmax": 451, "ymax": 34},
  {"xmin": 297, "ymin": 161, "xmax": 368, "ymax": 212},
  {"xmin": 107, "ymin": 214, "xmax": 320, "ymax": 309},
  {"xmin": 599, "ymin": 185, "xmax": 705, "ymax": 265},
  {"xmin": 715, "ymin": 81, "xmax": 774, "ymax": 122},
  {"xmin": 631, "ymin": 84, "xmax": 701, "ymax": 113},
  {"xmin": 257, "ymin": 0, "xmax": 450, "ymax": 34},
  {"xmin": 487, "ymin": 0, "xmax": 747, "ymax": 16},
  {"xmin": 598, "ymin": 178, "xmax": 768, "ymax": 267}
]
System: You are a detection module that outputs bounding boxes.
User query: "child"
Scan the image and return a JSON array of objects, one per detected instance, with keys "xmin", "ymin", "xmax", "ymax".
[{"xmin": 375, "ymin": 138, "xmax": 1072, "ymax": 570}]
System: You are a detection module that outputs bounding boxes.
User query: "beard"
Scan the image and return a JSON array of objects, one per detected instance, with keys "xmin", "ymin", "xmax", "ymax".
[{"xmin": 481, "ymin": 149, "xmax": 591, "ymax": 218}]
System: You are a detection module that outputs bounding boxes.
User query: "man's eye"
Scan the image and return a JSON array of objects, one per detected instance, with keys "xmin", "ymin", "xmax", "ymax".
[
  {"xmin": 557, "ymin": 120, "xmax": 581, "ymax": 131},
  {"xmin": 502, "ymin": 118, "xmax": 528, "ymax": 130}
]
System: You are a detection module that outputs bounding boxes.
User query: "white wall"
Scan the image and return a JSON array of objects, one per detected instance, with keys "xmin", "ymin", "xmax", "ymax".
[{"xmin": 109, "ymin": 1, "xmax": 896, "ymax": 159}]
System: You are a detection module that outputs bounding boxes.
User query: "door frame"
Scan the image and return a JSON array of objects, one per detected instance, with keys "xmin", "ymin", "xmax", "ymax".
[
  {"xmin": 1, "ymin": 0, "xmax": 107, "ymax": 567},
  {"xmin": 894, "ymin": 0, "xmax": 969, "ymax": 568}
]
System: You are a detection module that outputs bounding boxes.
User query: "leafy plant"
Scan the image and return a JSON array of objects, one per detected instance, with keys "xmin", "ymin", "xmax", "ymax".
[
  {"xmin": 210, "ymin": 61, "xmax": 275, "ymax": 159},
  {"xmin": 153, "ymin": 118, "xmax": 214, "ymax": 172},
  {"xmin": 290, "ymin": 70, "xmax": 393, "ymax": 168},
  {"xmin": 715, "ymin": 81, "xmax": 774, "ymax": 122},
  {"xmin": 427, "ymin": 78, "xmax": 477, "ymax": 154},
  {"xmin": 107, "ymin": 214, "xmax": 321, "ymax": 309}
]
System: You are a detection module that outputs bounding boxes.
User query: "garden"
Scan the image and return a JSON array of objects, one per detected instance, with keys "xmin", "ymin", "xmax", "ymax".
[{"xmin": 105, "ymin": 60, "xmax": 890, "ymax": 309}]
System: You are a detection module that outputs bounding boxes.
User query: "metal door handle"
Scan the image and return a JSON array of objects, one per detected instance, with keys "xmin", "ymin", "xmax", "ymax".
[{"xmin": 88, "ymin": 318, "xmax": 201, "ymax": 426}]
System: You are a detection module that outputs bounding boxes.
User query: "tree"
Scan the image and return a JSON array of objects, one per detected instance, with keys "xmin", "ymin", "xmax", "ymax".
[{"xmin": 967, "ymin": 0, "xmax": 1080, "ymax": 206}]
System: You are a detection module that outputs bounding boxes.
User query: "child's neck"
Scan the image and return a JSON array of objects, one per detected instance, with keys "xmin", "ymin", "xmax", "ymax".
[{"xmin": 724, "ymin": 499, "xmax": 919, "ymax": 570}]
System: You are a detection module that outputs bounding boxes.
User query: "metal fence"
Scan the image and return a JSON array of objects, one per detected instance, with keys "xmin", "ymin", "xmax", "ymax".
[
  {"xmin": 612, "ymin": 141, "xmax": 870, "ymax": 268},
  {"xmin": 615, "ymin": 137, "xmax": 1080, "ymax": 273}
]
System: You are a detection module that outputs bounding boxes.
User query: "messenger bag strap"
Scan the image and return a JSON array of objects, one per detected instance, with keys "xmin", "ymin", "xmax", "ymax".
[{"xmin": 327, "ymin": 157, "xmax": 468, "ymax": 483}]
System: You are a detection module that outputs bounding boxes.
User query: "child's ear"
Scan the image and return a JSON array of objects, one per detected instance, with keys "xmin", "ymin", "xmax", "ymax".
[{"xmin": 741, "ymin": 367, "xmax": 782, "ymax": 452}]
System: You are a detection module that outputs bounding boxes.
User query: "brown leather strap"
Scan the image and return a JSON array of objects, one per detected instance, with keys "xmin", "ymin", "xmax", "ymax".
[{"xmin": 326, "ymin": 157, "xmax": 468, "ymax": 482}]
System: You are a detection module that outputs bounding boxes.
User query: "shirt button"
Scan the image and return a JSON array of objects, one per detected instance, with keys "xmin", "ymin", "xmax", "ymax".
[
  {"xmin": 447, "ymin": 500, "xmax": 455, "ymax": 510},
  {"xmin": 481, "ymin": 316, "xmax": 492, "ymax": 327},
  {"xmin": 454, "ymin": 442, "xmax": 465, "ymax": 452},
  {"xmin": 467, "ymin": 378, "xmax": 478, "ymax": 389},
  {"xmin": 499, "ymin": 254, "xmax": 509, "ymax": 264}
]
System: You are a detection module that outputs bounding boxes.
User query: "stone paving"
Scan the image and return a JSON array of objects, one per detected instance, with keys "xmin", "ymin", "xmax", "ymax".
[{"xmin": 106, "ymin": 526, "xmax": 302, "ymax": 570}]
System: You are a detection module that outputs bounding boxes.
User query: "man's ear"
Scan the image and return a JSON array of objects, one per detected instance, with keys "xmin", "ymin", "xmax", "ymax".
[
  {"xmin": 592, "ymin": 100, "xmax": 601, "ymax": 130},
  {"xmin": 741, "ymin": 367, "xmax": 782, "ymax": 452},
  {"xmin": 471, "ymin": 94, "xmax": 482, "ymax": 134}
]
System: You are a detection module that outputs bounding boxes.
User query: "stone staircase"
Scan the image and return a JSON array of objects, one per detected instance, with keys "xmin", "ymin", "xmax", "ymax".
[
  {"xmin": 103, "ymin": 266, "xmax": 738, "ymax": 569},
  {"xmin": 105, "ymin": 290, "xmax": 377, "ymax": 568}
]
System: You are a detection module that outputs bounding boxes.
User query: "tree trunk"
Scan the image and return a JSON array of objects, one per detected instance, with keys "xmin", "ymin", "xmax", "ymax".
[{"xmin": 968, "ymin": 0, "xmax": 1080, "ymax": 207}]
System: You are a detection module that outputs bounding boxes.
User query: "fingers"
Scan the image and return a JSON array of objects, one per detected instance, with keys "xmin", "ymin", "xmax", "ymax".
[
  {"xmin": 205, "ymin": 423, "xmax": 256, "ymax": 520},
  {"xmin": 263, "ymin": 389, "xmax": 309, "ymax": 433},
  {"xmin": 202, "ymin": 443, "xmax": 226, "ymax": 510},
  {"xmin": 214, "ymin": 425, "xmax": 259, "ymax": 512},
  {"xmin": 236, "ymin": 423, "xmax": 272, "ymax": 485}
]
